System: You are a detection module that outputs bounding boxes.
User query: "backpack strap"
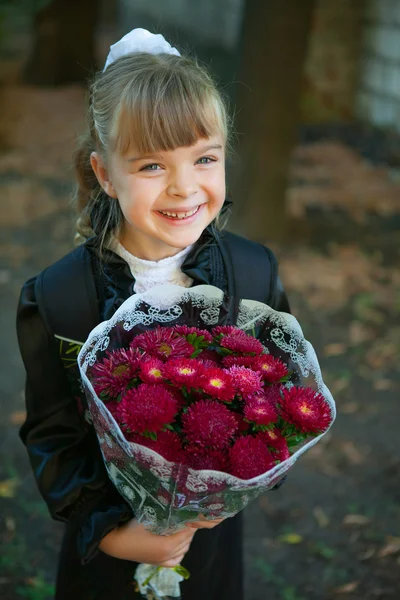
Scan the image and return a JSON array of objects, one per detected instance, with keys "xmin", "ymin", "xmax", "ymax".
[
  {"xmin": 217, "ymin": 231, "xmax": 277, "ymax": 304},
  {"xmin": 35, "ymin": 244, "xmax": 99, "ymax": 345}
]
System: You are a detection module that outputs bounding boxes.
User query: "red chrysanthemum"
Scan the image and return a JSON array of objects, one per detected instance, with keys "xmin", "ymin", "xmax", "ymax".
[
  {"xmin": 182, "ymin": 400, "xmax": 238, "ymax": 449},
  {"xmin": 227, "ymin": 366, "xmax": 263, "ymax": 398},
  {"xmin": 244, "ymin": 396, "xmax": 278, "ymax": 425},
  {"xmin": 163, "ymin": 358, "xmax": 205, "ymax": 387},
  {"xmin": 184, "ymin": 445, "xmax": 229, "ymax": 472},
  {"xmin": 279, "ymin": 387, "xmax": 332, "ymax": 433},
  {"xmin": 173, "ymin": 325, "xmax": 213, "ymax": 343},
  {"xmin": 92, "ymin": 347, "xmax": 140, "ymax": 399},
  {"xmin": 130, "ymin": 327, "xmax": 194, "ymax": 361},
  {"xmin": 126, "ymin": 430, "xmax": 183, "ymax": 463},
  {"xmin": 222, "ymin": 355, "xmax": 256, "ymax": 369},
  {"xmin": 119, "ymin": 383, "xmax": 178, "ymax": 433},
  {"xmin": 201, "ymin": 367, "xmax": 236, "ymax": 402},
  {"xmin": 229, "ymin": 436, "xmax": 276, "ymax": 479},
  {"xmin": 220, "ymin": 334, "xmax": 264, "ymax": 355},
  {"xmin": 258, "ymin": 429, "xmax": 290, "ymax": 461},
  {"xmin": 252, "ymin": 355, "xmax": 289, "ymax": 382},
  {"xmin": 139, "ymin": 358, "xmax": 165, "ymax": 383}
]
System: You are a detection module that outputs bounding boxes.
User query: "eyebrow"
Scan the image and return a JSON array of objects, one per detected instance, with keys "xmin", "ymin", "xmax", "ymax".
[{"xmin": 127, "ymin": 143, "xmax": 223, "ymax": 163}]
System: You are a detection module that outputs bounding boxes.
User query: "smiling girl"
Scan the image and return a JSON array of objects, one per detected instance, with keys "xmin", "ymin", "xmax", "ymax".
[{"xmin": 16, "ymin": 29, "xmax": 290, "ymax": 600}]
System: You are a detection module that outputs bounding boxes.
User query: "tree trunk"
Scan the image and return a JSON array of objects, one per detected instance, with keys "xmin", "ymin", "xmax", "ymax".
[
  {"xmin": 23, "ymin": 0, "xmax": 99, "ymax": 85},
  {"xmin": 230, "ymin": 0, "xmax": 315, "ymax": 242}
]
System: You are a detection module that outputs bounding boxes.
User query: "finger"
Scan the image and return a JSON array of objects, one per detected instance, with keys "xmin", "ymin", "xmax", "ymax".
[{"xmin": 160, "ymin": 553, "xmax": 186, "ymax": 568}]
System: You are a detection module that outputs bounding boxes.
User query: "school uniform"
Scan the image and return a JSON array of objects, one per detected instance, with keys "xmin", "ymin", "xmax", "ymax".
[{"xmin": 16, "ymin": 226, "xmax": 290, "ymax": 600}]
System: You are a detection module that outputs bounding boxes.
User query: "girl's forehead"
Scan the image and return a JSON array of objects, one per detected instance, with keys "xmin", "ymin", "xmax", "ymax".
[{"xmin": 120, "ymin": 134, "xmax": 225, "ymax": 160}]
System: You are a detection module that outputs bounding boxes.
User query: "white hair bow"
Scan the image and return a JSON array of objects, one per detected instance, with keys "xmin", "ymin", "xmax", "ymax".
[{"xmin": 103, "ymin": 28, "xmax": 180, "ymax": 72}]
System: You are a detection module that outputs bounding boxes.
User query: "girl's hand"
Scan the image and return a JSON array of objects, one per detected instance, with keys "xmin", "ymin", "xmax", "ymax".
[
  {"xmin": 185, "ymin": 515, "xmax": 225, "ymax": 530},
  {"xmin": 99, "ymin": 518, "xmax": 196, "ymax": 567}
]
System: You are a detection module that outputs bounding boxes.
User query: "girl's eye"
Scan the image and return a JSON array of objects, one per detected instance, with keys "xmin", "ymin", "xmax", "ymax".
[
  {"xmin": 140, "ymin": 163, "xmax": 161, "ymax": 171},
  {"xmin": 197, "ymin": 156, "xmax": 216, "ymax": 165}
]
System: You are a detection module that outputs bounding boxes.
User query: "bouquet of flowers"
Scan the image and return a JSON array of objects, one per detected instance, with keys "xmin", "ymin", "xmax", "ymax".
[{"xmin": 78, "ymin": 285, "xmax": 335, "ymax": 599}]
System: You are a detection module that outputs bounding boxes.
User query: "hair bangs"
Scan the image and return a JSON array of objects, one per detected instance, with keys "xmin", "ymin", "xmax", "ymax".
[{"xmin": 111, "ymin": 71, "xmax": 226, "ymax": 157}]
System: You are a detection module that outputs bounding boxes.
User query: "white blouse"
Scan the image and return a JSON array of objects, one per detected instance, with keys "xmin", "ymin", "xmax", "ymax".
[{"xmin": 113, "ymin": 241, "xmax": 194, "ymax": 294}]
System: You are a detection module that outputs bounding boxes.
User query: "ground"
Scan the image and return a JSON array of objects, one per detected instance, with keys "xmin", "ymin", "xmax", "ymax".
[{"xmin": 0, "ymin": 85, "xmax": 399, "ymax": 600}]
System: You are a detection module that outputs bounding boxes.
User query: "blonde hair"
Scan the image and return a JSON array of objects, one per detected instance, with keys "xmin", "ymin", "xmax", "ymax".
[{"xmin": 74, "ymin": 52, "xmax": 231, "ymax": 250}]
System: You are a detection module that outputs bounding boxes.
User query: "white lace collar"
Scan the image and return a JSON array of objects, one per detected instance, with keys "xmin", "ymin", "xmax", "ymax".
[{"xmin": 113, "ymin": 240, "xmax": 194, "ymax": 294}]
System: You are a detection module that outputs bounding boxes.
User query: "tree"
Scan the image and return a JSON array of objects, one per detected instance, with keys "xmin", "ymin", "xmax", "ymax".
[
  {"xmin": 230, "ymin": 0, "xmax": 315, "ymax": 242},
  {"xmin": 23, "ymin": 0, "xmax": 100, "ymax": 85}
]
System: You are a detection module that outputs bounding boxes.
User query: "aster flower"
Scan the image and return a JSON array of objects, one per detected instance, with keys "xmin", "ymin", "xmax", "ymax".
[
  {"xmin": 182, "ymin": 400, "xmax": 238, "ymax": 449},
  {"xmin": 198, "ymin": 349, "xmax": 222, "ymax": 365},
  {"xmin": 92, "ymin": 347, "xmax": 140, "ymax": 399},
  {"xmin": 139, "ymin": 358, "xmax": 165, "ymax": 383},
  {"xmin": 201, "ymin": 367, "xmax": 236, "ymax": 402},
  {"xmin": 227, "ymin": 366, "xmax": 263, "ymax": 398},
  {"xmin": 127, "ymin": 430, "xmax": 183, "ymax": 463},
  {"xmin": 130, "ymin": 327, "xmax": 194, "ymax": 360},
  {"xmin": 229, "ymin": 436, "xmax": 276, "ymax": 480},
  {"xmin": 174, "ymin": 325, "xmax": 213, "ymax": 343},
  {"xmin": 119, "ymin": 383, "xmax": 178, "ymax": 434},
  {"xmin": 163, "ymin": 358, "xmax": 204, "ymax": 387},
  {"xmin": 279, "ymin": 387, "xmax": 332, "ymax": 434},
  {"xmin": 234, "ymin": 412, "xmax": 251, "ymax": 434},
  {"xmin": 222, "ymin": 355, "xmax": 256, "ymax": 369},
  {"xmin": 220, "ymin": 334, "xmax": 264, "ymax": 355},
  {"xmin": 185, "ymin": 445, "xmax": 229, "ymax": 472},
  {"xmin": 258, "ymin": 428, "xmax": 290, "ymax": 461},
  {"xmin": 252, "ymin": 355, "xmax": 289, "ymax": 382},
  {"xmin": 244, "ymin": 396, "xmax": 278, "ymax": 426},
  {"xmin": 212, "ymin": 325, "xmax": 243, "ymax": 337}
]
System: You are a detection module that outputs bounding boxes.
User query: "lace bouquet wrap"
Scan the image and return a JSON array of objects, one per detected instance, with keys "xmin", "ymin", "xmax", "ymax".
[{"xmin": 78, "ymin": 285, "xmax": 335, "ymax": 599}]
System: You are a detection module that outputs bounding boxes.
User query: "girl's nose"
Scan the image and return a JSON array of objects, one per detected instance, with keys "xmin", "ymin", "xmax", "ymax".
[{"xmin": 167, "ymin": 168, "xmax": 198, "ymax": 199}]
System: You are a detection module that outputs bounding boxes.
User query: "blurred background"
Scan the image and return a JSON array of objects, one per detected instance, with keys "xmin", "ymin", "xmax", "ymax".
[{"xmin": 0, "ymin": 1, "xmax": 399, "ymax": 599}]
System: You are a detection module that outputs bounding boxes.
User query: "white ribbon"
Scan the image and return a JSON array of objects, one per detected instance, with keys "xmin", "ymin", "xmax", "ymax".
[
  {"xmin": 135, "ymin": 564, "xmax": 185, "ymax": 599},
  {"xmin": 103, "ymin": 28, "xmax": 180, "ymax": 72}
]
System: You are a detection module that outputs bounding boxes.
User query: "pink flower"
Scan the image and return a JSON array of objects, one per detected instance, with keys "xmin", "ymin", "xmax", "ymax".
[
  {"xmin": 163, "ymin": 358, "xmax": 204, "ymax": 387},
  {"xmin": 229, "ymin": 436, "xmax": 276, "ymax": 479},
  {"xmin": 220, "ymin": 334, "xmax": 264, "ymax": 355},
  {"xmin": 227, "ymin": 366, "xmax": 263, "ymax": 398},
  {"xmin": 244, "ymin": 396, "xmax": 278, "ymax": 426},
  {"xmin": 127, "ymin": 430, "xmax": 183, "ymax": 463},
  {"xmin": 91, "ymin": 347, "xmax": 140, "ymax": 399},
  {"xmin": 184, "ymin": 445, "xmax": 229, "ymax": 472},
  {"xmin": 252, "ymin": 355, "xmax": 289, "ymax": 383},
  {"xmin": 201, "ymin": 368, "xmax": 236, "ymax": 402},
  {"xmin": 279, "ymin": 387, "xmax": 332, "ymax": 434},
  {"xmin": 174, "ymin": 325, "xmax": 213, "ymax": 343},
  {"xmin": 130, "ymin": 327, "xmax": 194, "ymax": 360},
  {"xmin": 182, "ymin": 400, "xmax": 238, "ymax": 449},
  {"xmin": 119, "ymin": 383, "xmax": 178, "ymax": 433},
  {"xmin": 139, "ymin": 358, "xmax": 165, "ymax": 383}
]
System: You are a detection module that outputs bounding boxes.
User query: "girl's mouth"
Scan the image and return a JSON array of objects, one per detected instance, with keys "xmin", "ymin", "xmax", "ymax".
[{"xmin": 156, "ymin": 205, "xmax": 203, "ymax": 222}]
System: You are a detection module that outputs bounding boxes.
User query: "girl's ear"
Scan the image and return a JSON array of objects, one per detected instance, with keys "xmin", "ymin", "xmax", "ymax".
[{"xmin": 90, "ymin": 152, "xmax": 117, "ymax": 198}]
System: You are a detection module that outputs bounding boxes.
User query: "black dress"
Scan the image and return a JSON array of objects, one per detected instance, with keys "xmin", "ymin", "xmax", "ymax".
[{"xmin": 16, "ymin": 230, "xmax": 290, "ymax": 600}]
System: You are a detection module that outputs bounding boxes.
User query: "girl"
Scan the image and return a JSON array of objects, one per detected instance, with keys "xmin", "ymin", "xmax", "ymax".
[{"xmin": 16, "ymin": 29, "xmax": 290, "ymax": 600}]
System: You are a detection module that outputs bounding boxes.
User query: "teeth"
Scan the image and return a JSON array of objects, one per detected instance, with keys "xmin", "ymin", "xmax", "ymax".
[{"xmin": 159, "ymin": 206, "xmax": 199, "ymax": 219}]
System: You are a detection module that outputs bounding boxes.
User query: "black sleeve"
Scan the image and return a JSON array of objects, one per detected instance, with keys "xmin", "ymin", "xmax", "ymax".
[{"xmin": 16, "ymin": 277, "xmax": 133, "ymax": 563}]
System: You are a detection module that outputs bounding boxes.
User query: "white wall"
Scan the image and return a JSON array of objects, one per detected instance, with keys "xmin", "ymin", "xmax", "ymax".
[{"xmin": 357, "ymin": 0, "xmax": 400, "ymax": 131}]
